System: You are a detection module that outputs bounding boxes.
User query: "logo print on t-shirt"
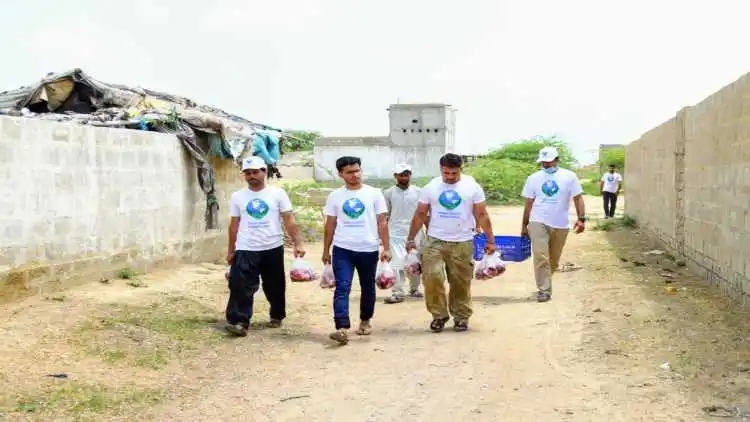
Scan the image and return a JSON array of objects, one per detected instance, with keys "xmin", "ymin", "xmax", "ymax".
[
  {"xmin": 541, "ymin": 180, "xmax": 560, "ymax": 197},
  {"xmin": 438, "ymin": 189, "xmax": 462, "ymax": 210},
  {"xmin": 246, "ymin": 198, "xmax": 270, "ymax": 220},
  {"xmin": 342, "ymin": 198, "xmax": 366, "ymax": 219},
  {"xmin": 606, "ymin": 175, "xmax": 615, "ymax": 182}
]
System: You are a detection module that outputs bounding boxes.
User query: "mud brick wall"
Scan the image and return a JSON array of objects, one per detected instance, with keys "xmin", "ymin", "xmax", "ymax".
[
  {"xmin": 0, "ymin": 116, "xmax": 245, "ymax": 301},
  {"xmin": 626, "ymin": 73, "xmax": 750, "ymax": 306}
]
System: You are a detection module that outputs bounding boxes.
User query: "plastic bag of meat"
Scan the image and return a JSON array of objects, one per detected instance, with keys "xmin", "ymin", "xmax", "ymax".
[
  {"xmin": 376, "ymin": 261, "xmax": 396, "ymax": 289},
  {"xmin": 289, "ymin": 258, "xmax": 318, "ymax": 282},
  {"xmin": 320, "ymin": 264, "xmax": 336, "ymax": 289},
  {"xmin": 474, "ymin": 252, "xmax": 507, "ymax": 280},
  {"xmin": 404, "ymin": 250, "xmax": 422, "ymax": 277}
]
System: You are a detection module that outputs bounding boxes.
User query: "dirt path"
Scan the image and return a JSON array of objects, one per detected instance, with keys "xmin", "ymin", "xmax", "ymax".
[{"xmin": 1, "ymin": 200, "xmax": 749, "ymax": 421}]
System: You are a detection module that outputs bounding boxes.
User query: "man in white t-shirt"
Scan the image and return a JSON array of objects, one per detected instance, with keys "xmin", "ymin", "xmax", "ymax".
[
  {"xmin": 521, "ymin": 146, "xmax": 587, "ymax": 303},
  {"xmin": 406, "ymin": 153, "xmax": 496, "ymax": 333},
  {"xmin": 322, "ymin": 156, "xmax": 391, "ymax": 345},
  {"xmin": 224, "ymin": 156, "xmax": 306, "ymax": 337},
  {"xmin": 383, "ymin": 164, "xmax": 426, "ymax": 304},
  {"xmin": 599, "ymin": 164, "xmax": 622, "ymax": 218}
]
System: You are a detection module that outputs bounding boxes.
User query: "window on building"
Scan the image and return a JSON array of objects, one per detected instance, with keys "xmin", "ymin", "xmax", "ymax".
[
  {"xmin": 402, "ymin": 129, "xmax": 407, "ymax": 133},
  {"xmin": 412, "ymin": 119, "xmax": 419, "ymax": 124}
]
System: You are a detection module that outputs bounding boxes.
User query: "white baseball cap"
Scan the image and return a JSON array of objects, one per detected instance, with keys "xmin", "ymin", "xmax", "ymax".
[
  {"xmin": 393, "ymin": 163, "xmax": 412, "ymax": 174},
  {"xmin": 241, "ymin": 156, "xmax": 266, "ymax": 171},
  {"xmin": 536, "ymin": 146, "xmax": 559, "ymax": 163}
]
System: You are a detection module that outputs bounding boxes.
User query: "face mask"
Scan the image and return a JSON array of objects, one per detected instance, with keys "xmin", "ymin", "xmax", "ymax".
[{"xmin": 542, "ymin": 166, "xmax": 558, "ymax": 174}]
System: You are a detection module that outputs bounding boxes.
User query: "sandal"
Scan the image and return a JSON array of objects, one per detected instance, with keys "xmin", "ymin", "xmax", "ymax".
[
  {"xmin": 453, "ymin": 320, "xmax": 469, "ymax": 332},
  {"xmin": 430, "ymin": 317, "xmax": 449, "ymax": 333},
  {"xmin": 356, "ymin": 320, "xmax": 372, "ymax": 336},
  {"xmin": 329, "ymin": 330, "xmax": 349, "ymax": 345}
]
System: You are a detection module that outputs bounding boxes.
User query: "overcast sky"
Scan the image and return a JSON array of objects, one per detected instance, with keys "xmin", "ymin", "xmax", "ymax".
[{"xmin": 2, "ymin": 0, "xmax": 748, "ymax": 164}]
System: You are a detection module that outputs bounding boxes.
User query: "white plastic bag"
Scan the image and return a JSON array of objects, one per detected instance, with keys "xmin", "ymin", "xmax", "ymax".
[
  {"xmin": 404, "ymin": 251, "xmax": 422, "ymax": 277},
  {"xmin": 289, "ymin": 258, "xmax": 318, "ymax": 282},
  {"xmin": 474, "ymin": 252, "xmax": 506, "ymax": 280},
  {"xmin": 225, "ymin": 265, "xmax": 231, "ymax": 281},
  {"xmin": 320, "ymin": 264, "xmax": 336, "ymax": 289},
  {"xmin": 376, "ymin": 261, "xmax": 396, "ymax": 289}
]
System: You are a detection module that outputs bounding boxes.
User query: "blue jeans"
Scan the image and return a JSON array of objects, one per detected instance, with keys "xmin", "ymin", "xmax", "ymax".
[{"xmin": 332, "ymin": 246, "xmax": 379, "ymax": 329}]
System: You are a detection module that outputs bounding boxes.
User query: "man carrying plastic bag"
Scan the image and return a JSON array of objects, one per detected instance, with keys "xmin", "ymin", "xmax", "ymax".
[
  {"xmin": 225, "ymin": 156, "xmax": 306, "ymax": 337},
  {"xmin": 322, "ymin": 156, "xmax": 391, "ymax": 345},
  {"xmin": 520, "ymin": 146, "xmax": 587, "ymax": 303},
  {"xmin": 406, "ymin": 154, "xmax": 496, "ymax": 332},
  {"xmin": 383, "ymin": 164, "xmax": 427, "ymax": 304}
]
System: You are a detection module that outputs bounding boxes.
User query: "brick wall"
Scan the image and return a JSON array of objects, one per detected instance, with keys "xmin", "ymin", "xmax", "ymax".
[
  {"xmin": 0, "ymin": 116, "xmax": 245, "ymax": 300},
  {"xmin": 625, "ymin": 73, "xmax": 750, "ymax": 305}
]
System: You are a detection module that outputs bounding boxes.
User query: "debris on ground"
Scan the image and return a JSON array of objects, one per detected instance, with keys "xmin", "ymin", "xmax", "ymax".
[
  {"xmin": 644, "ymin": 250, "xmax": 665, "ymax": 255},
  {"xmin": 702, "ymin": 405, "xmax": 750, "ymax": 418},
  {"xmin": 558, "ymin": 262, "xmax": 582, "ymax": 272}
]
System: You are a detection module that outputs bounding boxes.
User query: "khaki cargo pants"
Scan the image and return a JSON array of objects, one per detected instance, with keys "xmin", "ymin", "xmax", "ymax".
[
  {"xmin": 419, "ymin": 236, "xmax": 474, "ymax": 322},
  {"xmin": 527, "ymin": 222, "xmax": 570, "ymax": 293}
]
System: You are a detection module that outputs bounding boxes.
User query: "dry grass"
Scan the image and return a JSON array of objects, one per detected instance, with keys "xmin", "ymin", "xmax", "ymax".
[
  {"xmin": 71, "ymin": 295, "xmax": 221, "ymax": 370},
  {"xmin": 1, "ymin": 381, "xmax": 164, "ymax": 420}
]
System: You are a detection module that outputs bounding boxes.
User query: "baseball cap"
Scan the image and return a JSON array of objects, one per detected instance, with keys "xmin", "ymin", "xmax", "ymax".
[
  {"xmin": 241, "ymin": 156, "xmax": 266, "ymax": 171},
  {"xmin": 393, "ymin": 163, "xmax": 412, "ymax": 174},
  {"xmin": 536, "ymin": 146, "xmax": 559, "ymax": 163}
]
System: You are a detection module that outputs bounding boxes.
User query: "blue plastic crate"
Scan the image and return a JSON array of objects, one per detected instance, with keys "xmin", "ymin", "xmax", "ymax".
[{"xmin": 473, "ymin": 233, "xmax": 532, "ymax": 262}]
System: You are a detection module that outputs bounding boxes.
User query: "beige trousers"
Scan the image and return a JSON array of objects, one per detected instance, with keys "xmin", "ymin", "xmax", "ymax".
[{"xmin": 527, "ymin": 222, "xmax": 570, "ymax": 292}]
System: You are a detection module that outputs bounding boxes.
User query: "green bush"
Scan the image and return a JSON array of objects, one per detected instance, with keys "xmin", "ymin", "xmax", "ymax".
[
  {"xmin": 486, "ymin": 136, "xmax": 579, "ymax": 169},
  {"xmin": 464, "ymin": 158, "xmax": 537, "ymax": 205},
  {"xmin": 599, "ymin": 147, "xmax": 625, "ymax": 170},
  {"xmin": 283, "ymin": 131, "xmax": 320, "ymax": 152},
  {"xmin": 464, "ymin": 136, "xmax": 581, "ymax": 205}
]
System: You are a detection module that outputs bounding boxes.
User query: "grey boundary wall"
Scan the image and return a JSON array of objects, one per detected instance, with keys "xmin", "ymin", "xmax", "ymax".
[{"xmin": 625, "ymin": 73, "xmax": 750, "ymax": 306}]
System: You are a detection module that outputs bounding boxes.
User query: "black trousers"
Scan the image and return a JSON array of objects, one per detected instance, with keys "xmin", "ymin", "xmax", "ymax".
[
  {"xmin": 602, "ymin": 191, "xmax": 618, "ymax": 218},
  {"xmin": 225, "ymin": 247, "xmax": 286, "ymax": 327}
]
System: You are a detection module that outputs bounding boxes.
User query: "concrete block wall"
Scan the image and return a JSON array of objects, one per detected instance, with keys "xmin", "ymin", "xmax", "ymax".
[
  {"xmin": 0, "ymin": 116, "xmax": 244, "ymax": 300},
  {"xmin": 625, "ymin": 72, "xmax": 750, "ymax": 305},
  {"xmin": 313, "ymin": 137, "xmax": 445, "ymax": 181}
]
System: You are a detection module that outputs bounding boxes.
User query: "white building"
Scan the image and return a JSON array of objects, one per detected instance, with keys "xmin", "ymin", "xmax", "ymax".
[{"xmin": 313, "ymin": 103, "xmax": 456, "ymax": 180}]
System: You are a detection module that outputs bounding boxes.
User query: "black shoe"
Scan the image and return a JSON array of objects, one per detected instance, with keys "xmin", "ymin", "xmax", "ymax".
[
  {"xmin": 536, "ymin": 291, "xmax": 551, "ymax": 303},
  {"xmin": 225, "ymin": 323, "xmax": 248, "ymax": 337}
]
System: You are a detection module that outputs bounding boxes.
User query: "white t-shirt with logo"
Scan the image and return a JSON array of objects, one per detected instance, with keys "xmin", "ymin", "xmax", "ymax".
[
  {"xmin": 419, "ymin": 176, "xmax": 486, "ymax": 242},
  {"xmin": 325, "ymin": 185, "xmax": 388, "ymax": 252},
  {"xmin": 229, "ymin": 186, "xmax": 293, "ymax": 251},
  {"xmin": 522, "ymin": 168, "xmax": 584, "ymax": 229},
  {"xmin": 600, "ymin": 172, "xmax": 622, "ymax": 193}
]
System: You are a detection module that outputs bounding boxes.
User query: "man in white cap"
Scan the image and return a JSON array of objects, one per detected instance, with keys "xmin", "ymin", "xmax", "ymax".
[
  {"xmin": 520, "ymin": 146, "xmax": 587, "ymax": 303},
  {"xmin": 383, "ymin": 164, "xmax": 426, "ymax": 304},
  {"xmin": 224, "ymin": 156, "xmax": 306, "ymax": 337}
]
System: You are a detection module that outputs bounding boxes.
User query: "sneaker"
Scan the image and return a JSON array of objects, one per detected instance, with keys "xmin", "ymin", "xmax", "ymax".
[
  {"xmin": 409, "ymin": 290, "xmax": 424, "ymax": 298},
  {"xmin": 266, "ymin": 319, "xmax": 282, "ymax": 328},
  {"xmin": 536, "ymin": 291, "xmax": 551, "ymax": 303},
  {"xmin": 329, "ymin": 329, "xmax": 349, "ymax": 345},
  {"xmin": 384, "ymin": 295, "xmax": 405, "ymax": 304},
  {"xmin": 225, "ymin": 323, "xmax": 248, "ymax": 337}
]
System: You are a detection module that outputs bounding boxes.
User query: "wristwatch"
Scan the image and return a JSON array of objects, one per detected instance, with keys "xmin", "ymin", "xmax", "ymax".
[{"xmin": 577, "ymin": 216, "xmax": 588, "ymax": 223}]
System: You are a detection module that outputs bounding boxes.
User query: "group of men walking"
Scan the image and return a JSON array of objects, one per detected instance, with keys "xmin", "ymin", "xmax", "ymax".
[{"xmin": 223, "ymin": 148, "xmax": 592, "ymax": 344}]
